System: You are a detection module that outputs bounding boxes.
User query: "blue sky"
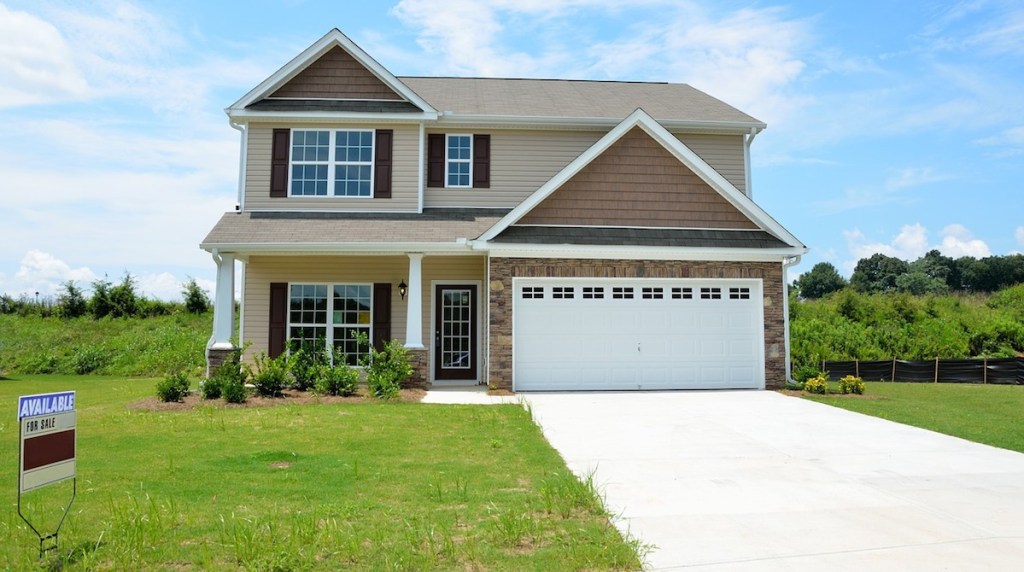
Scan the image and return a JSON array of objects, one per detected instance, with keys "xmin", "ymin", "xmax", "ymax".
[{"xmin": 1, "ymin": 0, "xmax": 1022, "ymax": 300}]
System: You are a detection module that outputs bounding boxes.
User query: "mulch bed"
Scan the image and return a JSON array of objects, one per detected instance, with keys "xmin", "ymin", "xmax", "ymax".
[
  {"xmin": 778, "ymin": 389, "xmax": 883, "ymax": 400},
  {"xmin": 130, "ymin": 387, "xmax": 426, "ymax": 411}
]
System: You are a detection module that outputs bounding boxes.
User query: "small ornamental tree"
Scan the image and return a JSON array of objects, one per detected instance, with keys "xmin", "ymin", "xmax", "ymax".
[
  {"xmin": 56, "ymin": 281, "xmax": 88, "ymax": 319},
  {"xmin": 182, "ymin": 278, "xmax": 211, "ymax": 314}
]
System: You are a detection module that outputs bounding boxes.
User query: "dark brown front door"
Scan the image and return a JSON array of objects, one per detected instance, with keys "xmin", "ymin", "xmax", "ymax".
[{"xmin": 434, "ymin": 285, "xmax": 477, "ymax": 380}]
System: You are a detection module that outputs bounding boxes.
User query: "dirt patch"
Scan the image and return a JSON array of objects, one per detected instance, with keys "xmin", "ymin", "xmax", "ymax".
[
  {"xmin": 129, "ymin": 387, "xmax": 426, "ymax": 411},
  {"xmin": 488, "ymin": 388, "xmax": 515, "ymax": 396},
  {"xmin": 269, "ymin": 461, "xmax": 293, "ymax": 469}
]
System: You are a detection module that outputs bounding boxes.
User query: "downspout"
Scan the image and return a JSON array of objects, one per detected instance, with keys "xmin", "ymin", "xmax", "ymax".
[
  {"xmin": 782, "ymin": 255, "xmax": 802, "ymax": 385},
  {"xmin": 229, "ymin": 120, "xmax": 247, "ymax": 211},
  {"xmin": 743, "ymin": 127, "xmax": 760, "ymax": 199}
]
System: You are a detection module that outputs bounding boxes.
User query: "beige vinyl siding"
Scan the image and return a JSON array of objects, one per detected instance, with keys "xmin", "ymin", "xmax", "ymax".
[
  {"xmin": 242, "ymin": 255, "xmax": 486, "ymax": 363},
  {"xmin": 424, "ymin": 128, "xmax": 604, "ymax": 208},
  {"xmin": 244, "ymin": 123, "xmax": 419, "ymax": 211},
  {"xmin": 675, "ymin": 133, "xmax": 746, "ymax": 194}
]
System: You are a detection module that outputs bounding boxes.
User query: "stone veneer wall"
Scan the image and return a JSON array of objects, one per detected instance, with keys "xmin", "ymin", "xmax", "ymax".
[
  {"xmin": 404, "ymin": 349, "xmax": 429, "ymax": 389},
  {"xmin": 487, "ymin": 258, "xmax": 786, "ymax": 391}
]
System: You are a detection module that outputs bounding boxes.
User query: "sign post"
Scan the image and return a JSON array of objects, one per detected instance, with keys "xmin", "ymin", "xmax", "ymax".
[{"xmin": 17, "ymin": 391, "xmax": 77, "ymax": 558}]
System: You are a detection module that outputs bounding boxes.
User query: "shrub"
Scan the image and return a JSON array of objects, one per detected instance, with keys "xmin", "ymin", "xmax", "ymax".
[
  {"xmin": 246, "ymin": 351, "xmax": 290, "ymax": 397},
  {"xmin": 314, "ymin": 363, "xmax": 359, "ymax": 396},
  {"xmin": 362, "ymin": 337, "xmax": 413, "ymax": 400},
  {"xmin": 792, "ymin": 364, "xmax": 824, "ymax": 384},
  {"xmin": 199, "ymin": 375, "xmax": 223, "ymax": 399},
  {"xmin": 803, "ymin": 374, "xmax": 829, "ymax": 394},
  {"xmin": 182, "ymin": 278, "xmax": 211, "ymax": 314},
  {"xmin": 289, "ymin": 343, "xmax": 327, "ymax": 391},
  {"xmin": 156, "ymin": 371, "xmax": 190, "ymax": 402},
  {"xmin": 56, "ymin": 281, "xmax": 88, "ymax": 319},
  {"xmin": 204, "ymin": 345, "xmax": 248, "ymax": 400},
  {"xmin": 222, "ymin": 377, "xmax": 248, "ymax": 403},
  {"xmin": 839, "ymin": 375, "xmax": 865, "ymax": 395}
]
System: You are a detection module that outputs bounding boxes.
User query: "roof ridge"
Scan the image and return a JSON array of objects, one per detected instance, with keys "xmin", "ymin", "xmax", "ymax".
[{"xmin": 399, "ymin": 76, "xmax": 674, "ymax": 86}]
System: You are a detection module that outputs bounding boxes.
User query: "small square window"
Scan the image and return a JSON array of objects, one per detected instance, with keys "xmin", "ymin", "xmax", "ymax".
[
  {"xmin": 582, "ymin": 287, "xmax": 604, "ymax": 299},
  {"xmin": 671, "ymin": 287, "xmax": 693, "ymax": 300},
  {"xmin": 552, "ymin": 287, "xmax": 575, "ymax": 299},
  {"xmin": 700, "ymin": 287, "xmax": 722, "ymax": 300},
  {"xmin": 612, "ymin": 287, "xmax": 634, "ymax": 299},
  {"xmin": 641, "ymin": 287, "xmax": 664, "ymax": 299},
  {"xmin": 522, "ymin": 287, "xmax": 544, "ymax": 299},
  {"xmin": 729, "ymin": 287, "xmax": 751, "ymax": 300}
]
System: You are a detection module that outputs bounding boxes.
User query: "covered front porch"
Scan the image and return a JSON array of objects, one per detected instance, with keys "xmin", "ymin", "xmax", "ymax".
[{"xmin": 206, "ymin": 252, "xmax": 487, "ymax": 388}]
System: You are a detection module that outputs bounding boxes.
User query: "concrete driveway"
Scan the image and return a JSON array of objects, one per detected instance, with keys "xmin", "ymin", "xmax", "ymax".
[{"xmin": 522, "ymin": 390, "xmax": 1024, "ymax": 571}]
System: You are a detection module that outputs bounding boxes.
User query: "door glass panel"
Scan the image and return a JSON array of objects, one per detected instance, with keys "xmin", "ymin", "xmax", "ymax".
[{"xmin": 441, "ymin": 288, "xmax": 472, "ymax": 369}]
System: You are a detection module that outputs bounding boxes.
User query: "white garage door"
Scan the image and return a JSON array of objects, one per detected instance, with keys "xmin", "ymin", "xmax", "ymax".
[{"xmin": 513, "ymin": 278, "xmax": 764, "ymax": 391}]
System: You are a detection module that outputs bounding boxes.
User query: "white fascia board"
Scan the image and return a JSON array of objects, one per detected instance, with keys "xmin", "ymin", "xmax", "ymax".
[
  {"xmin": 228, "ymin": 110, "xmax": 439, "ymax": 123},
  {"xmin": 199, "ymin": 242, "xmax": 476, "ymax": 255},
  {"xmin": 436, "ymin": 113, "xmax": 764, "ymax": 133},
  {"xmin": 228, "ymin": 29, "xmax": 436, "ymax": 114},
  {"xmin": 476, "ymin": 241, "xmax": 807, "ymax": 262},
  {"xmin": 477, "ymin": 108, "xmax": 803, "ymax": 249}
]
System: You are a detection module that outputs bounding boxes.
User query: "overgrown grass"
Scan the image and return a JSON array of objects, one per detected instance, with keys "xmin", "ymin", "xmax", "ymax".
[
  {"xmin": 0, "ymin": 313, "xmax": 208, "ymax": 377},
  {"xmin": 791, "ymin": 286, "xmax": 1024, "ymax": 367},
  {"xmin": 0, "ymin": 376, "xmax": 641, "ymax": 570},
  {"xmin": 802, "ymin": 382, "xmax": 1024, "ymax": 453}
]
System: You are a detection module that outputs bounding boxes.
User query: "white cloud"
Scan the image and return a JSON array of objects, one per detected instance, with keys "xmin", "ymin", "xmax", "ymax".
[
  {"xmin": 1016, "ymin": 226, "xmax": 1024, "ymax": 246},
  {"xmin": 814, "ymin": 166, "xmax": 947, "ymax": 215},
  {"xmin": 0, "ymin": 3, "xmax": 89, "ymax": 107},
  {"xmin": 843, "ymin": 223, "xmax": 992, "ymax": 271},
  {"xmin": 936, "ymin": 224, "xmax": 990, "ymax": 258},
  {"xmin": 884, "ymin": 167, "xmax": 949, "ymax": 190},
  {"xmin": 0, "ymin": 250, "xmax": 98, "ymax": 298}
]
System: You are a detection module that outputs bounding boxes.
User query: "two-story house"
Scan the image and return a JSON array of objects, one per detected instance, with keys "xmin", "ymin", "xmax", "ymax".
[{"xmin": 201, "ymin": 29, "xmax": 806, "ymax": 392}]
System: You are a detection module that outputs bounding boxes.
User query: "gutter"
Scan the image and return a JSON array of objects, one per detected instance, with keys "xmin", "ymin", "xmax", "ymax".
[
  {"xmin": 743, "ymin": 126, "xmax": 762, "ymax": 199},
  {"xmin": 782, "ymin": 254, "xmax": 802, "ymax": 386},
  {"xmin": 228, "ymin": 120, "xmax": 247, "ymax": 211}
]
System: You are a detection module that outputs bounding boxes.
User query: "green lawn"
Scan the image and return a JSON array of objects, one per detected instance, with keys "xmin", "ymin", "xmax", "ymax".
[
  {"xmin": 0, "ymin": 376, "xmax": 641, "ymax": 570},
  {"xmin": 802, "ymin": 382, "xmax": 1024, "ymax": 453}
]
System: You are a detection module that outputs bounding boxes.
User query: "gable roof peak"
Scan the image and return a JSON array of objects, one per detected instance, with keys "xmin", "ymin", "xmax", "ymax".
[{"xmin": 227, "ymin": 28, "xmax": 436, "ymax": 115}]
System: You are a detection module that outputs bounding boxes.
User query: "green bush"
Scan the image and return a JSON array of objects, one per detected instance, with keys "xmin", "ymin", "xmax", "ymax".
[
  {"xmin": 73, "ymin": 346, "xmax": 109, "ymax": 374},
  {"xmin": 803, "ymin": 374, "xmax": 829, "ymax": 395},
  {"xmin": 204, "ymin": 345, "xmax": 248, "ymax": 400},
  {"xmin": 362, "ymin": 337, "xmax": 413, "ymax": 400},
  {"xmin": 247, "ymin": 352, "xmax": 290, "ymax": 397},
  {"xmin": 289, "ymin": 343, "xmax": 327, "ymax": 391},
  {"xmin": 156, "ymin": 371, "xmax": 191, "ymax": 402},
  {"xmin": 222, "ymin": 377, "xmax": 248, "ymax": 403},
  {"xmin": 314, "ymin": 363, "xmax": 359, "ymax": 396},
  {"xmin": 839, "ymin": 375, "xmax": 865, "ymax": 395},
  {"xmin": 792, "ymin": 364, "xmax": 823, "ymax": 384},
  {"xmin": 199, "ymin": 375, "xmax": 222, "ymax": 399}
]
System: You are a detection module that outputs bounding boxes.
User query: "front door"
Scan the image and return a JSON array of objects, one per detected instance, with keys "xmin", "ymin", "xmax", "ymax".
[{"xmin": 434, "ymin": 285, "xmax": 477, "ymax": 381}]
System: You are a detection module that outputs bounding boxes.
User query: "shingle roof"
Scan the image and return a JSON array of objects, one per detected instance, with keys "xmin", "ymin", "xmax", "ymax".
[
  {"xmin": 492, "ymin": 226, "xmax": 790, "ymax": 249},
  {"xmin": 201, "ymin": 209, "xmax": 509, "ymax": 250},
  {"xmin": 398, "ymin": 77, "xmax": 762, "ymax": 126}
]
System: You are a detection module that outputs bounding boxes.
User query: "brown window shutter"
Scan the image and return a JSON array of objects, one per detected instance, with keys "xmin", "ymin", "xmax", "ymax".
[
  {"xmin": 427, "ymin": 133, "xmax": 444, "ymax": 188},
  {"xmin": 472, "ymin": 134, "xmax": 490, "ymax": 188},
  {"xmin": 269, "ymin": 282, "xmax": 287, "ymax": 357},
  {"xmin": 374, "ymin": 129, "xmax": 393, "ymax": 198},
  {"xmin": 372, "ymin": 283, "xmax": 392, "ymax": 352},
  {"xmin": 270, "ymin": 129, "xmax": 290, "ymax": 197}
]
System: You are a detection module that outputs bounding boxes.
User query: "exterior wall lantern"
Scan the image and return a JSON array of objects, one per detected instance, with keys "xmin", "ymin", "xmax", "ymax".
[{"xmin": 399, "ymin": 280, "xmax": 408, "ymax": 301}]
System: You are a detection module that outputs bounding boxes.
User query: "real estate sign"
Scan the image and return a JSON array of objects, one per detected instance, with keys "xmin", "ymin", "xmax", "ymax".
[{"xmin": 18, "ymin": 391, "xmax": 76, "ymax": 494}]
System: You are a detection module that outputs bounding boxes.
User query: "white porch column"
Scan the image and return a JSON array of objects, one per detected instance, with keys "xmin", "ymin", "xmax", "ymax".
[
  {"xmin": 404, "ymin": 253, "xmax": 425, "ymax": 349},
  {"xmin": 209, "ymin": 250, "xmax": 236, "ymax": 350}
]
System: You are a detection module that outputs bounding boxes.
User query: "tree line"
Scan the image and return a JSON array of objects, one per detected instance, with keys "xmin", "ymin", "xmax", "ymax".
[
  {"xmin": 794, "ymin": 252, "xmax": 1024, "ymax": 299},
  {"xmin": 0, "ymin": 274, "xmax": 212, "ymax": 319}
]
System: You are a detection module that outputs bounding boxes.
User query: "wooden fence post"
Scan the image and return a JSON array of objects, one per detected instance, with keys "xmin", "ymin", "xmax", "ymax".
[
  {"xmin": 891, "ymin": 358, "xmax": 896, "ymax": 382},
  {"xmin": 934, "ymin": 358, "xmax": 939, "ymax": 383},
  {"xmin": 983, "ymin": 358, "xmax": 988, "ymax": 384}
]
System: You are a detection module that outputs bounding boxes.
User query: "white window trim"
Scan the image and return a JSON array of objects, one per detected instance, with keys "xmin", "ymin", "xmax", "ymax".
[
  {"xmin": 444, "ymin": 133, "xmax": 473, "ymax": 189},
  {"xmin": 286, "ymin": 282, "xmax": 374, "ymax": 365},
  {"xmin": 288, "ymin": 129, "xmax": 376, "ymax": 198}
]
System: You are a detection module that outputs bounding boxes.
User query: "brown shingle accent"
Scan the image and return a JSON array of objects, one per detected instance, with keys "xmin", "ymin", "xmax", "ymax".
[
  {"xmin": 519, "ymin": 128, "xmax": 757, "ymax": 229},
  {"xmin": 270, "ymin": 46, "xmax": 404, "ymax": 100}
]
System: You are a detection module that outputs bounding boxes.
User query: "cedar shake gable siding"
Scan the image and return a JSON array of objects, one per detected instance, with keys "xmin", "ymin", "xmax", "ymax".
[
  {"xmin": 518, "ymin": 128, "xmax": 758, "ymax": 229},
  {"xmin": 269, "ymin": 46, "xmax": 404, "ymax": 101}
]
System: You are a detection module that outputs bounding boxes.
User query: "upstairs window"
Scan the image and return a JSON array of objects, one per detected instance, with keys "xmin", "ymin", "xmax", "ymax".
[
  {"xmin": 288, "ymin": 129, "xmax": 374, "ymax": 197},
  {"xmin": 446, "ymin": 134, "xmax": 472, "ymax": 187}
]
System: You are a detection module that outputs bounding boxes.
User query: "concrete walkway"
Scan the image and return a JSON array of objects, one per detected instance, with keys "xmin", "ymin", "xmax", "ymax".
[{"xmin": 522, "ymin": 391, "xmax": 1024, "ymax": 571}]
